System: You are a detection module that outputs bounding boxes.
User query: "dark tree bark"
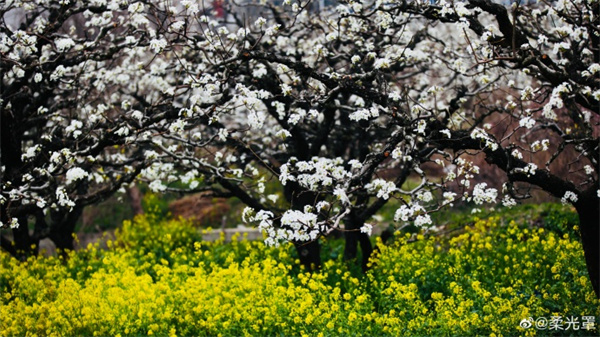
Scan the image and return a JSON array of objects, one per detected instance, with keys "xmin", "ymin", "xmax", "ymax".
[
  {"xmin": 0, "ymin": 234, "xmax": 17, "ymax": 257},
  {"xmin": 294, "ymin": 240, "xmax": 321, "ymax": 271},
  {"xmin": 1, "ymin": 91, "xmax": 32, "ymax": 258},
  {"xmin": 358, "ymin": 231, "xmax": 374, "ymax": 271},
  {"xmin": 48, "ymin": 206, "xmax": 83, "ymax": 256},
  {"xmin": 11, "ymin": 215, "xmax": 37, "ymax": 258},
  {"xmin": 574, "ymin": 187, "xmax": 600, "ymax": 298},
  {"xmin": 343, "ymin": 211, "xmax": 373, "ymax": 272},
  {"xmin": 343, "ymin": 220, "xmax": 359, "ymax": 260}
]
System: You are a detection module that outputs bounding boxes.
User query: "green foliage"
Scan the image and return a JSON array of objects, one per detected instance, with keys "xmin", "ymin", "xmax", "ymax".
[
  {"xmin": 142, "ymin": 192, "xmax": 173, "ymax": 218},
  {"xmin": 427, "ymin": 203, "xmax": 581, "ymax": 238},
  {"xmin": 538, "ymin": 204, "xmax": 579, "ymax": 238},
  {"xmin": 64, "ymin": 193, "xmax": 136, "ymax": 234},
  {"xmin": 116, "ymin": 213, "xmax": 203, "ymax": 261},
  {"xmin": 1, "ymin": 205, "xmax": 597, "ymax": 336}
]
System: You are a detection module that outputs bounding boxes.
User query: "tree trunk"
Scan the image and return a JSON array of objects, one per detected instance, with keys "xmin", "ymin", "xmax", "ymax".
[
  {"xmin": 285, "ymin": 182, "xmax": 322, "ymax": 270},
  {"xmin": 127, "ymin": 185, "xmax": 144, "ymax": 215},
  {"xmin": 294, "ymin": 240, "xmax": 321, "ymax": 271},
  {"xmin": 1, "ymin": 100, "xmax": 32, "ymax": 259},
  {"xmin": 358, "ymin": 231, "xmax": 373, "ymax": 271},
  {"xmin": 344, "ymin": 227, "xmax": 359, "ymax": 261},
  {"xmin": 343, "ymin": 212, "xmax": 374, "ymax": 272},
  {"xmin": 49, "ymin": 227, "xmax": 75, "ymax": 252},
  {"xmin": 575, "ymin": 188, "xmax": 599, "ymax": 298},
  {"xmin": 1, "ymin": 234, "xmax": 17, "ymax": 257},
  {"xmin": 48, "ymin": 206, "xmax": 83, "ymax": 257},
  {"xmin": 11, "ymin": 215, "xmax": 38, "ymax": 259}
]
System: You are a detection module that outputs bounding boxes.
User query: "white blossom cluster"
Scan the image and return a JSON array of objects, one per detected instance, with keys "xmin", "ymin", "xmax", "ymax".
[
  {"xmin": 1, "ymin": 0, "xmax": 598, "ymax": 251},
  {"xmin": 279, "ymin": 157, "xmax": 351, "ymax": 191},
  {"xmin": 519, "ymin": 117, "xmax": 536, "ymax": 129},
  {"xmin": 242, "ymin": 207, "xmax": 328, "ymax": 246},
  {"xmin": 470, "ymin": 183, "xmax": 498, "ymax": 205},
  {"xmin": 65, "ymin": 167, "xmax": 90, "ymax": 185},
  {"xmin": 394, "ymin": 202, "xmax": 432, "ymax": 228},
  {"xmin": 542, "ymin": 83, "xmax": 571, "ymax": 120},
  {"xmin": 141, "ymin": 163, "xmax": 179, "ymax": 192},
  {"xmin": 470, "ymin": 128, "xmax": 498, "ymax": 151},
  {"xmin": 561, "ymin": 191, "xmax": 579, "ymax": 205},
  {"xmin": 530, "ymin": 140, "xmax": 550, "ymax": 152},
  {"xmin": 502, "ymin": 195, "xmax": 517, "ymax": 208},
  {"xmin": 349, "ymin": 107, "xmax": 379, "ymax": 122},
  {"xmin": 0, "ymin": 218, "xmax": 20, "ymax": 230},
  {"xmin": 365, "ymin": 179, "xmax": 397, "ymax": 200}
]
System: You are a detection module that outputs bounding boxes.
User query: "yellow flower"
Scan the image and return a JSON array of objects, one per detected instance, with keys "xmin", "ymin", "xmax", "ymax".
[{"xmin": 431, "ymin": 292, "xmax": 443, "ymax": 301}]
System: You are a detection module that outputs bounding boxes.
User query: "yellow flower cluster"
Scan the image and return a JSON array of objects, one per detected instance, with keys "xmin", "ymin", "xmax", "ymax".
[
  {"xmin": 1, "ymin": 212, "xmax": 598, "ymax": 336},
  {"xmin": 369, "ymin": 216, "xmax": 599, "ymax": 336}
]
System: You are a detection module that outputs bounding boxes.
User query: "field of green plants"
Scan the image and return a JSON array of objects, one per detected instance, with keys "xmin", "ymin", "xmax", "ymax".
[{"xmin": 1, "ymin": 204, "xmax": 598, "ymax": 336}]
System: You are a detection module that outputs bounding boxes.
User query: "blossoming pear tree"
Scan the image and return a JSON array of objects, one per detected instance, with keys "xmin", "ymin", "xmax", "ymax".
[{"xmin": 1, "ymin": 0, "xmax": 598, "ymax": 296}]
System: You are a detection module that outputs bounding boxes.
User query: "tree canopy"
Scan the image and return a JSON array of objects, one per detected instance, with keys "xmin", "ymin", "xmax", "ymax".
[{"xmin": 1, "ymin": 0, "xmax": 598, "ymax": 295}]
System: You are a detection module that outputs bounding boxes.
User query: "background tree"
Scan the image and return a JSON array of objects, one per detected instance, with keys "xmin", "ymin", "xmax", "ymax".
[
  {"xmin": 1, "ymin": 0, "xmax": 598, "ymax": 296},
  {"xmin": 1, "ymin": 0, "xmax": 200, "ymax": 255}
]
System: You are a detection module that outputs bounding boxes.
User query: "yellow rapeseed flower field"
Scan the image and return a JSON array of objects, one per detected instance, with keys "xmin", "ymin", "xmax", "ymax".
[{"xmin": 1, "ymin": 206, "xmax": 598, "ymax": 336}]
